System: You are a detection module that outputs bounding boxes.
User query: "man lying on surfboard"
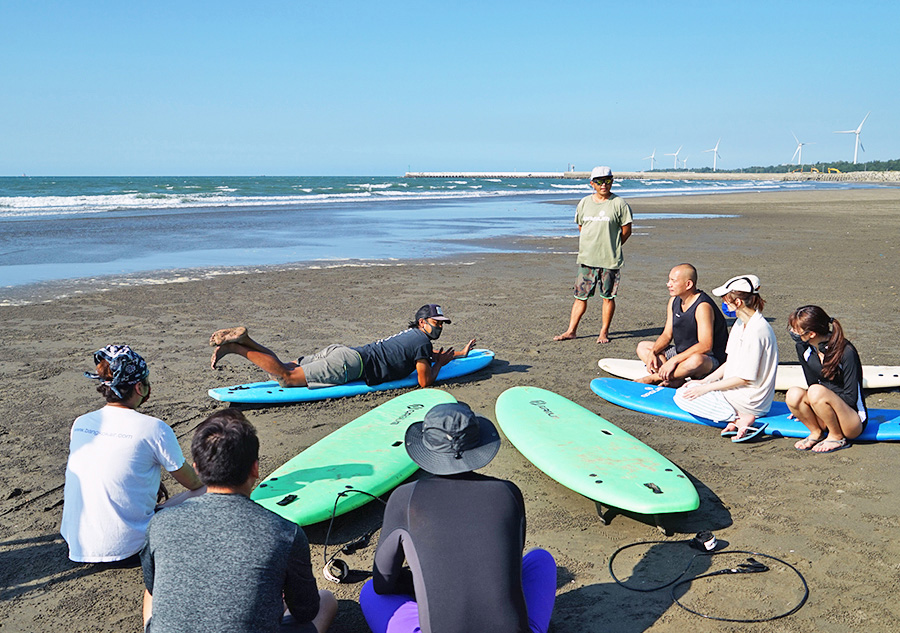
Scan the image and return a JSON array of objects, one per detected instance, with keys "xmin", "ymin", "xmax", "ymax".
[{"xmin": 209, "ymin": 304, "xmax": 476, "ymax": 389}]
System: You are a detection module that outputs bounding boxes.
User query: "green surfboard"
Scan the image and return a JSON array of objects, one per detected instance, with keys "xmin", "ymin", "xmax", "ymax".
[
  {"xmin": 495, "ymin": 386, "xmax": 699, "ymax": 518},
  {"xmin": 251, "ymin": 389, "xmax": 457, "ymax": 525}
]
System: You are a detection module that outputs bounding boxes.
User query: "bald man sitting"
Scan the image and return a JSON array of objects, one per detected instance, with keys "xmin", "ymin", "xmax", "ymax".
[{"xmin": 635, "ymin": 264, "xmax": 728, "ymax": 387}]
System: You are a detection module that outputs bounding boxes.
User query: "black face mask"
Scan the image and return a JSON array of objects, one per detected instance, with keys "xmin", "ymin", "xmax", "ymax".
[
  {"xmin": 789, "ymin": 331, "xmax": 804, "ymax": 344},
  {"xmin": 425, "ymin": 322, "xmax": 443, "ymax": 340}
]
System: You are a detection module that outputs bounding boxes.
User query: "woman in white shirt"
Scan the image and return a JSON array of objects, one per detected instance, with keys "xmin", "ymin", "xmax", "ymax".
[{"xmin": 674, "ymin": 275, "xmax": 779, "ymax": 442}]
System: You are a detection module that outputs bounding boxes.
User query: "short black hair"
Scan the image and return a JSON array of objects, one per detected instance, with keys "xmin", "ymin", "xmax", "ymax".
[{"xmin": 191, "ymin": 408, "xmax": 259, "ymax": 487}]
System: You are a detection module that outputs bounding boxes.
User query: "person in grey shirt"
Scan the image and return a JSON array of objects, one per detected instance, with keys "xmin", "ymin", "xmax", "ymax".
[{"xmin": 140, "ymin": 408, "xmax": 337, "ymax": 633}]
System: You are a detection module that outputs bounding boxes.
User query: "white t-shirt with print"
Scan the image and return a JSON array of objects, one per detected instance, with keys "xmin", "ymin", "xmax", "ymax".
[
  {"xmin": 722, "ymin": 310, "xmax": 779, "ymax": 416},
  {"xmin": 61, "ymin": 406, "xmax": 185, "ymax": 562}
]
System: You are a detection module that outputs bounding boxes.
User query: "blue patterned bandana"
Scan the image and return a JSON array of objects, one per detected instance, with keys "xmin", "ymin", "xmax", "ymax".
[{"xmin": 84, "ymin": 344, "xmax": 150, "ymax": 398}]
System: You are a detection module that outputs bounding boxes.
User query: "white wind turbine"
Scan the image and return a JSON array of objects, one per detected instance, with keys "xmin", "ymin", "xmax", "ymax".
[
  {"xmin": 834, "ymin": 112, "xmax": 870, "ymax": 164},
  {"xmin": 681, "ymin": 155, "xmax": 690, "ymax": 169},
  {"xmin": 791, "ymin": 132, "xmax": 813, "ymax": 165},
  {"xmin": 643, "ymin": 149, "xmax": 657, "ymax": 171},
  {"xmin": 664, "ymin": 145, "xmax": 682, "ymax": 169},
  {"xmin": 703, "ymin": 138, "xmax": 721, "ymax": 171}
]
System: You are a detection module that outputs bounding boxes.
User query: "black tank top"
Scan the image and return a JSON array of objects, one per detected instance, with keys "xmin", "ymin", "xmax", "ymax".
[{"xmin": 672, "ymin": 291, "xmax": 728, "ymax": 363}]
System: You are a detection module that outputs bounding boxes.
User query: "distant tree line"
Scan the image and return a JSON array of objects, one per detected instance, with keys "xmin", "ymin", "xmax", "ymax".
[{"xmin": 653, "ymin": 158, "xmax": 900, "ymax": 174}]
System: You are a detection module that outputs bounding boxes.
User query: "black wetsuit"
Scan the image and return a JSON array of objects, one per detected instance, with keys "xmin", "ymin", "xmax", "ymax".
[
  {"xmin": 796, "ymin": 340, "xmax": 867, "ymax": 420},
  {"xmin": 371, "ymin": 473, "xmax": 529, "ymax": 633},
  {"xmin": 672, "ymin": 291, "xmax": 728, "ymax": 363}
]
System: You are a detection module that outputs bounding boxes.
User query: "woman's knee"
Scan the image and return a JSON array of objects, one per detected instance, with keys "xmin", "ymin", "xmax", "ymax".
[
  {"xmin": 785, "ymin": 386, "xmax": 808, "ymax": 409},
  {"xmin": 806, "ymin": 384, "xmax": 832, "ymax": 407}
]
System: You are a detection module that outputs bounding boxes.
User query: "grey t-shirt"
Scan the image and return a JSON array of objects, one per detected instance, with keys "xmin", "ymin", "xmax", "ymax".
[{"xmin": 141, "ymin": 493, "xmax": 319, "ymax": 633}]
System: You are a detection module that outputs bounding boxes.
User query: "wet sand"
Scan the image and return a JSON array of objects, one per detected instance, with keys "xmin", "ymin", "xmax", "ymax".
[{"xmin": 1, "ymin": 188, "xmax": 899, "ymax": 632}]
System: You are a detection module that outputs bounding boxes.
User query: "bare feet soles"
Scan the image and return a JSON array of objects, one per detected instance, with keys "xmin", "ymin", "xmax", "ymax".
[
  {"xmin": 210, "ymin": 343, "xmax": 240, "ymax": 369},
  {"xmin": 209, "ymin": 326, "xmax": 248, "ymax": 347},
  {"xmin": 211, "ymin": 346, "xmax": 226, "ymax": 369}
]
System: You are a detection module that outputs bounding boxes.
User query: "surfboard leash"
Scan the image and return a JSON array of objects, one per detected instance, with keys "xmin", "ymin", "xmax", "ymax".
[
  {"xmin": 321, "ymin": 489, "xmax": 387, "ymax": 584},
  {"xmin": 608, "ymin": 533, "xmax": 809, "ymax": 623}
]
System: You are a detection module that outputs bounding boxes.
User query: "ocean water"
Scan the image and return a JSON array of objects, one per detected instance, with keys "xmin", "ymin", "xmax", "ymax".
[{"xmin": 0, "ymin": 175, "xmax": 867, "ymax": 304}]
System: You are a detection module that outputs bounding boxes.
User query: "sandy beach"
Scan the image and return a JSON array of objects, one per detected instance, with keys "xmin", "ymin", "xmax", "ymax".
[{"xmin": 2, "ymin": 188, "xmax": 899, "ymax": 632}]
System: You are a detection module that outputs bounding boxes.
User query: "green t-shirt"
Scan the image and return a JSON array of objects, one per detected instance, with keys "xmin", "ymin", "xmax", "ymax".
[{"xmin": 575, "ymin": 193, "xmax": 633, "ymax": 269}]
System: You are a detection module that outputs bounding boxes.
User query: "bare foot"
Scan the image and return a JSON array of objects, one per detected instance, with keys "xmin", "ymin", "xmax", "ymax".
[
  {"xmin": 553, "ymin": 332, "xmax": 576, "ymax": 341},
  {"xmin": 211, "ymin": 344, "xmax": 234, "ymax": 369},
  {"xmin": 209, "ymin": 326, "xmax": 248, "ymax": 347},
  {"xmin": 596, "ymin": 333, "xmax": 610, "ymax": 344},
  {"xmin": 720, "ymin": 423, "xmax": 739, "ymax": 437},
  {"xmin": 636, "ymin": 374, "xmax": 662, "ymax": 384}
]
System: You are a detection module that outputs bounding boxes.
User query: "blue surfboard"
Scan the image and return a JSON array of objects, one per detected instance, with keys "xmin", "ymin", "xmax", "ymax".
[
  {"xmin": 590, "ymin": 377, "xmax": 900, "ymax": 441},
  {"xmin": 209, "ymin": 349, "xmax": 494, "ymax": 404}
]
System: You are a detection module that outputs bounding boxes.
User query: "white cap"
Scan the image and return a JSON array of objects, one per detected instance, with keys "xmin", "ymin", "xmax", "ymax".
[
  {"xmin": 590, "ymin": 166, "xmax": 613, "ymax": 180},
  {"xmin": 712, "ymin": 274, "xmax": 761, "ymax": 296}
]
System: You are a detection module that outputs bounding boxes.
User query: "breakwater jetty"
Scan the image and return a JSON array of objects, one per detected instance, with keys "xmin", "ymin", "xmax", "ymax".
[{"xmin": 405, "ymin": 170, "xmax": 900, "ymax": 183}]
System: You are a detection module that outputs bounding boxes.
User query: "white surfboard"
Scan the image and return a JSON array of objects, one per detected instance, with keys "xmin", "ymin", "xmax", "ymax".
[{"xmin": 598, "ymin": 358, "xmax": 900, "ymax": 391}]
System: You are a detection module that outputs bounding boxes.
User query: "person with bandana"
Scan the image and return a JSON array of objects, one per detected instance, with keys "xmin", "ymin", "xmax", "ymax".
[
  {"xmin": 61, "ymin": 345, "xmax": 205, "ymax": 564},
  {"xmin": 786, "ymin": 305, "xmax": 867, "ymax": 453},
  {"xmin": 209, "ymin": 304, "xmax": 475, "ymax": 389}
]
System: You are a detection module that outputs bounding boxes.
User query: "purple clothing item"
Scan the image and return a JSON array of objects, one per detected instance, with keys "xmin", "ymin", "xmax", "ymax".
[
  {"xmin": 360, "ymin": 549, "xmax": 556, "ymax": 633},
  {"xmin": 368, "ymin": 472, "xmax": 555, "ymax": 633}
]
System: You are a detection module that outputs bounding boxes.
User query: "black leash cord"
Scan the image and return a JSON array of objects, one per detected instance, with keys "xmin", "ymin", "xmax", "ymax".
[
  {"xmin": 609, "ymin": 540, "xmax": 809, "ymax": 623},
  {"xmin": 321, "ymin": 489, "xmax": 387, "ymax": 583}
]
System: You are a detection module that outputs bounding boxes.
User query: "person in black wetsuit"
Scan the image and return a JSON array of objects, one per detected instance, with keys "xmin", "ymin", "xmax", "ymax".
[
  {"xmin": 359, "ymin": 403, "xmax": 557, "ymax": 633},
  {"xmin": 208, "ymin": 304, "xmax": 475, "ymax": 388},
  {"xmin": 786, "ymin": 305, "xmax": 867, "ymax": 453},
  {"xmin": 635, "ymin": 264, "xmax": 728, "ymax": 387}
]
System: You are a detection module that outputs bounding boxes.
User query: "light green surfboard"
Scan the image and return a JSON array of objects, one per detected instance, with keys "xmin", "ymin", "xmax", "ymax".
[
  {"xmin": 495, "ymin": 386, "xmax": 699, "ymax": 522},
  {"xmin": 251, "ymin": 389, "xmax": 457, "ymax": 525}
]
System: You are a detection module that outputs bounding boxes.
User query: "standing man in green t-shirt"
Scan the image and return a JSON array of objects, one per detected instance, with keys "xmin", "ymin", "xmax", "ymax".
[{"xmin": 554, "ymin": 166, "xmax": 633, "ymax": 344}]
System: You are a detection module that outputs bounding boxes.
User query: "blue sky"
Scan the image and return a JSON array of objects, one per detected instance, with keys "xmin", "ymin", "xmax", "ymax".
[{"xmin": 2, "ymin": 1, "xmax": 897, "ymax": 175}]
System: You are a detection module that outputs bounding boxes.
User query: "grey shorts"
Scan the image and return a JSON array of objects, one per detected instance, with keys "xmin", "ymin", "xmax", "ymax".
[
  {"xmin": 663, "ymin": 346, "xmax": 722, "ymax": 372},
  {"xmin": 574, "ymin": 265, "xmax": 620, "ymax": 300},
  {"xmin": 298, "ymin": 344, "xmax": 363, "ymax": 389}
]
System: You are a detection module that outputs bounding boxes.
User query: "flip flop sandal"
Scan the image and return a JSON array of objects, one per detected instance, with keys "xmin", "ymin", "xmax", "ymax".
[
  {"xmin": 720, "ymin": 424, "xmax": 738, "ymax": 437},
  {"xmin": 813, "ymin": 438, "xmax": 850, "ymax": 453},
  {"xmin": 732, "ymin": 422, "xmax": 768, "ymax": 443},
  {"xmin": 794, "ymin": 436, "xmax": 825, "ymax": 451}
]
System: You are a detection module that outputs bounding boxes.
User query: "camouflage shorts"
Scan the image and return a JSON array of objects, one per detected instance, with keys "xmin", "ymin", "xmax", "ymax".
[{"xmin": 573, "ymin": 265, "xmax": 620, "ymax": 300}]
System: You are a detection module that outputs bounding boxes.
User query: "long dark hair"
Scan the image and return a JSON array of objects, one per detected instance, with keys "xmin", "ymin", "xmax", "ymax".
[{"xmin": 788, "ymin": 305, "xmax": 848, "ymax": 380}]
